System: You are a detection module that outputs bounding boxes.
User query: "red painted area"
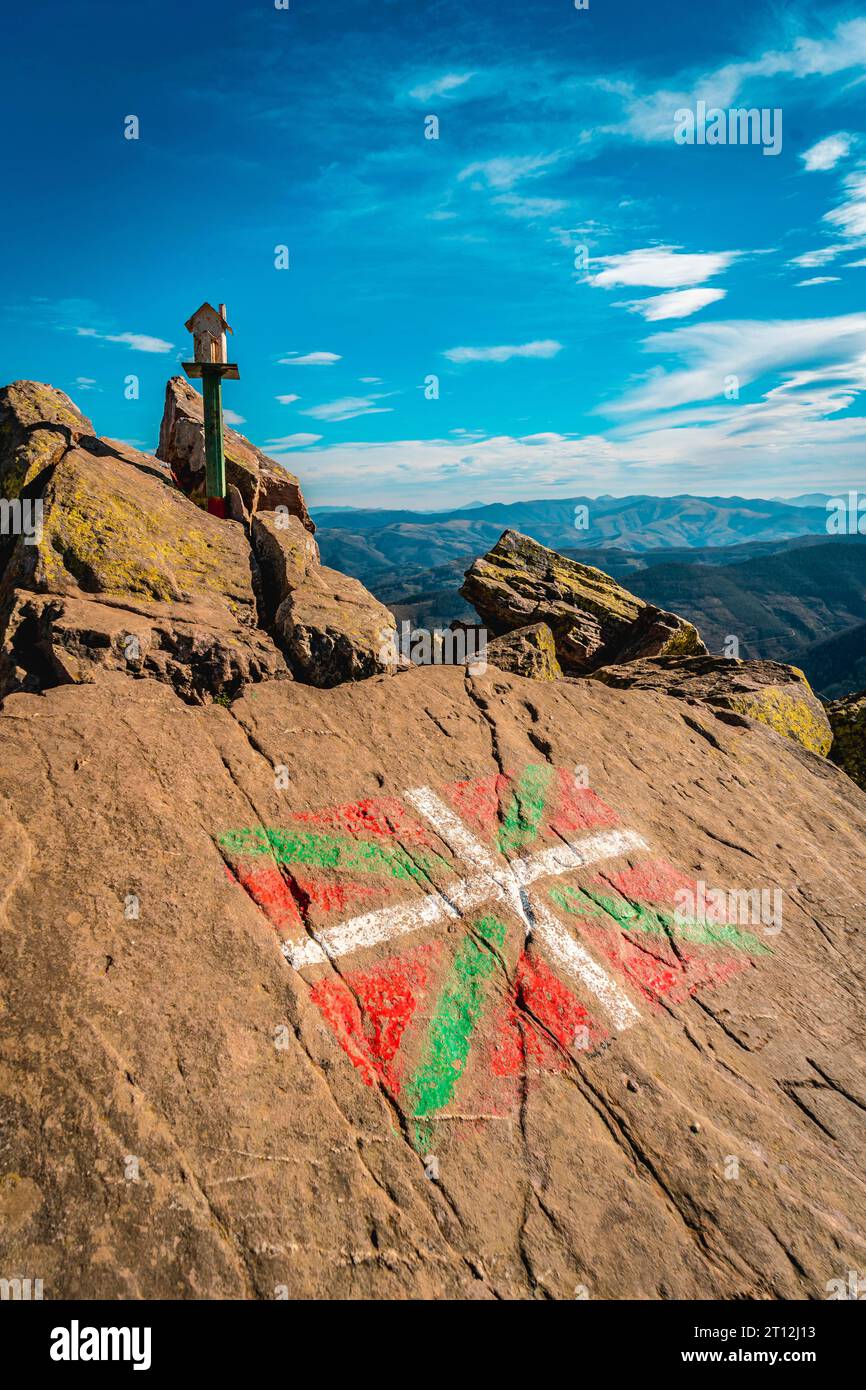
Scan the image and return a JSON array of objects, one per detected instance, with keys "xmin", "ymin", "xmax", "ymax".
[
  {"xmin": 548, "ymin": 770, "xmax": 621, "ymax": 835},
  {"xmin": 491, "ymin": 951, "xmax": 607, "ymax": 1077},
  {"xmin": 231, "ymin": 862, "xmax": 304, "ymax": 935},
  {"xmin": 311, "ymin": 944, "xmax": 441, "ymax": 1091},
  {"xmin": 596, "ymin": 858, "xmax": 696, "ymax": 906},
  {"xmin": 207, "ymin": 496, "xmax": 226, "ymax": 519},
  {"xmin": 444, "ymin": 773, "xmax": 512, "ymax": 838},
  {"xmin": 292, "ymin": 876, "xmax": 386, "ymax": 914},
  {"xmin": 578, "ymin": 918, "xmax": 748, "ymax": 1006},
  {"xmin": 292, "ymin": 797, "xmax": 432, "ymax": 846}
]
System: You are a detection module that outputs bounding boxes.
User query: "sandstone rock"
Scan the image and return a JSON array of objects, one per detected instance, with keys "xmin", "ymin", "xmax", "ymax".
[
  {"xmin": 251, "ymin": 509, "xmax": 320, "ymax": 613},
  {"xmin": 0, "ymin": 664, "xmax": 864, "ymax": 1298},
  {"xmin": 461, "ymin": 529, "xmax": 705, "ymax": 672},
  {"xmin": 0, "ymin": 433, "xmax": 289, "ymax": 702},
  {"xmin": 275, "ymin": 563, "xmax": 397, "ymax": 687},
  {"xmin": 157, "ymin": 376, "xmax": 314, "ymax": 528},
  {"xmin": 827, "ymin": 690, "xmax": 866, "ymax": 788},
  {"xmin": 486, "ymin": 621, "xmax": 562, "ymax": 680},
  {"xmin": 592, "ymin": 654, "xmax": 832, "ymax": 756},
  {"xmin": 0, "ymin": 379, "xmax": 94, "ymax": 499}
]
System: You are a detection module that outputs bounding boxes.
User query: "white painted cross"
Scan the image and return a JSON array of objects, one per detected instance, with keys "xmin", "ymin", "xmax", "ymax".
[{"xmin": 283, "ymin": 786, "xmax": 646, "ymax": 1031}]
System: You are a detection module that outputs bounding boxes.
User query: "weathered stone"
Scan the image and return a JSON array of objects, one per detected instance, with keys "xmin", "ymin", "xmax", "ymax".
[
  {"xmin": 157, "ymin": 376, "xmax": 314, "ymax": 528},
  {"xmin": 486, "ymin": 621, "xmax": 562, "ymax": 680},
  {"xmin": 251, "ymin": 509, "xmax": 320, "ymax": 615},
  {"xmin": 0, "ymin": 435, "xmax": 289, "ymax": 702},
  {"xmin": 461, "ymin": 529, "xmax": 705, "ymax": 672},
  {"xmin": 0, "ymin": 665, "xmax": 864, "ymax": 1298},
  {"xmin": 0, "ymin": 380, "xmax": 94, "ymax": 500},
  {"xmin": 275, "ymin": 564, "xmax": 397, "ymax": 687},
  {"xmin": 591, "ymin": 654, "xmax": 832, "ymax": 756},
  {"xmin": 827, "ymin": 690, "xmax": 866, "ymax": 789}
]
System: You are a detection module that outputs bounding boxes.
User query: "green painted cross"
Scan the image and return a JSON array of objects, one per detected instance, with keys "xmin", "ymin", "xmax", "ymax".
[{"xmin": 182, "ymin": 301, "xmax": 240, "ymax": 519}]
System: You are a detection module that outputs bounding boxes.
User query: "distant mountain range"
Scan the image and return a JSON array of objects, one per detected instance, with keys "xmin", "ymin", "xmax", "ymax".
[{"xmin": 311, "ymin": 494, "xmax": 866, "ymax": 697}]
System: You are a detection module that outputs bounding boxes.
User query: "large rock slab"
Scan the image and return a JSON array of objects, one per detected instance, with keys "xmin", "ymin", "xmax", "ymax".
[
  {"xmin": 157, "ymin": 376, "xmax": 314, "ymax": 528},
  {"xmin": 592, "ymin": 654, "xmax": 832, "ymax": 756},
  {"xmin": 486, "ymin": 621, "xmax": 562, "ymax": 680},
  {"xmin": 274, "ymin": 563, "xmax": 397, "ymax": 687},
  {"xmin": 461, "ymin": 529, "xmax": 705, "ymax": 672},
  {"xmin": 827, "ymin": 690, "xmax": 866, "ymax": 789},
  {"xmin": 0, "ymin": 434, "xmax": 289, "ymax": 702},
  {"xmin": 0, "ymin": 665, "xmax": 864, "ymax": 1298}
]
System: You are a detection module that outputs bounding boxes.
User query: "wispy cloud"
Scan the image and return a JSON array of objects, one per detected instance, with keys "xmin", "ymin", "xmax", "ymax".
[
  {"xmin": 409, "ymin": 72, "xmax": 474, "ymax": 102},
  {"xmin": 278, "ymin": 351, "xmax": 342, "ymax": 366},
  {"xmin": 75, "ymin": 328, "xmax": 173, "ymax": 353},
  {"xmin": 588, "ymin": 247, "xmax": 737, "ymax": 289},
  {"xmin": 300, "ymin": 395, "xmax": 393, "ymax": 422},
  {"xmin": 789, "ymin": 245, "xmax": 847, "ymax": 268},
  {"xmin": 264, "ymin": 433, "xmax": 322, "ymax": 449},
  {"xmin": 796, "ymin": 276, "xmax": 840, "ymax": 286},
  {"xmin": 443, "ymin": 340, "xmax": 563, "ymax": 364},
  {"xmin": 801, "ymin": 133, "xmax": 852, "ymax": 172},
  {"xmin": 627, "ymin": 287, "xmax": 726, "ymax": 320},
  {"xmin": 458, "ymin": 153, "xmax": 562, "ymax": 191},
  {"xmin": 223, "ymin": 409, "xmax": 246, "ymax": 426},
  {"xmin": 824, "ymin": 168, "xmax": 866, "ymax": 239},
  {"xmin": 275, "ymin": 393, "xmax": 300, "ymax": 404}
]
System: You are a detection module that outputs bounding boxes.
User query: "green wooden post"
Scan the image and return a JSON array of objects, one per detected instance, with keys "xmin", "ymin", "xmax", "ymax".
[
  {"xmin": 182, "ymin": 302, "xmax": 239, "ymax": 520},
  {"xmin": 202, "ymin": 365, "xmax": 226, "ymax": 517}
]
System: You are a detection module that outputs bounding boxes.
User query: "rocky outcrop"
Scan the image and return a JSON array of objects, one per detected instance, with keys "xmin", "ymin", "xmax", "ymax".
[
  {"xmin": 1, "ymin": 663, "xmax": 865, "ymax": 1298},
  {"xmin": 592, "ymin": 654, "xmax": 833, "ymax": 756},
  {"xmin": 157, "ymin": 376, "xmax": 314, "ymax": 528},
  {"xmin": 0, "ymin": 381, "xmax": 398, "ymax": 703},
  {"xmin": 461, "ymin": 529, "xmax": 706, "ymax": 673},
  {"xmin": 827, "ymin": 690, "xmax": 866, "ymax": 788},
  {"xmin": 0, "ymin": 437, "xmax": 289, "ymax": 702},
  {"xmin": 0, "ymin": 380, "xmax": 94, "ymax": 499},
  {"xmin": 486, "ymin": 621, "xmax": 562, "ymax": 680}
]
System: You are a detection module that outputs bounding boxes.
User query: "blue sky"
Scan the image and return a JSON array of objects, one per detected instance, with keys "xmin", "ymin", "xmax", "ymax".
[{"xmin": 3, "ymin": 0, "xmax": 866, "ymax": 506}]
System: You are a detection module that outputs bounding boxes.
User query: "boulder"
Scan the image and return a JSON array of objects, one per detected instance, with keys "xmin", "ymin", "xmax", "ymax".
[
  {"xmin": 0, "ymin": 380, "xmax": 94, "ymax": 500},
  {"xmin": 826, "ymin": 690, "xmax": 866, "ymax": 789},
  {"xmin": 157, "ymin": 376, "xmax": 314, "ymax": 528},
  {"xmin": 485, "ymin": 621, "xmax": 562, "ymax": 680},
  {"xmin": 461, "ymin": 529, "xmax": 705, "ymax": 673},
  {"xmin": 0, "ymin": 431, "xmax": 289, "ymax": 703},
  {"xmin": 274, "ymin": 563, "xmax": 397, "ymax": 687},
  {"xmin": 251, "ymin": 509, "xmax": 320, "ymax": 613},
  {"xmin": 592, "ymin": 654, "xmax": 832, "ymax": 756}
]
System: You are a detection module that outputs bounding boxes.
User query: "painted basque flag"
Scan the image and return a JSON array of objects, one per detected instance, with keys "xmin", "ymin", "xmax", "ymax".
[{"xmin": 220, "ymin": 764, "xmax": 770, "ymax": 1144}]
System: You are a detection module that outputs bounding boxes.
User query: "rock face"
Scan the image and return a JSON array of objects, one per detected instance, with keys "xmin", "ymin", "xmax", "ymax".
[
  {"xmin": 157, "ymin": 376, "xmax": 314, "ymax": 528},
  {"xmin": 0, "ymin": 380, "xmax": 94, "ymax": 499},
  {"xmin": 1, "ymin": 663, "xmax": 865, "ymax": 1299},
  {"xmin": 461, "ymin": 529, "xmax": 705, "ymax": 673},
  {"xmin": 486, "ymin": 621, "xmax": 562, "ymax": 680},
  {"xmin": 826, "ymin": 690, "xmax": 866, "ymax": 788},
  {"xmin": 592, "ymin": 655, "xmax": 833, "ymax": 756},
  {"xmin": 0, "ymin": 382, "xmax": 396, "ymax": 703}
]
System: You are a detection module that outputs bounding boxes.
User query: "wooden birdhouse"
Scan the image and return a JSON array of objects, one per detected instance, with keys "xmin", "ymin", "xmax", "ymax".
[{"xmin": 184, "ymin": 301, "xmax": 232, "ymax": 365}]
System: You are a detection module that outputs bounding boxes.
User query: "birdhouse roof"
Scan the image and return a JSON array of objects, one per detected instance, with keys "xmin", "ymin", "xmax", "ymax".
[{"xmin": 184, "ymin": 302, "xmax": 233, "ymax": 335}]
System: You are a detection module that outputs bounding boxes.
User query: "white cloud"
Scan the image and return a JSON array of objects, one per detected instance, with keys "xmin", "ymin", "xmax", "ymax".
[
  {"xmin": 275, "ymin": 394, "xmax": 300, "ymax": 404},
  {"xmin": 443, "ymin": 340, "xmax": 563, "ymax": 364},
  {"xmin": 825, "ymin": 168, "xmax": 866, "ymax": 239},
  {"xmin": 846, "ymin": 257, "xmax": 866, "ymax": 268},
  {"xmin": 795, "ymin": 276, "xmax": 840, "ymax": 286},
  {"xmin": 359, "ymin": 376, "xmax": 382, "ymax": 384},
  {"xmin": 801, "ymin": 133, "xmax": 852, "ymax": 172},
  {"xmin": 300, "ymin": 396, "xmax": 393, "ymax": 422},
  {"xmin": 264, "ymin": 433, "xmax": 322, "ymax": 448},
  {"xmin": 607, "ymin": 312, "xmax": 866, "ymax": 415},
  {"xmin": 789, "ymin": 245, "xmax": 847, "ymax": 268},
  {"xmin": 409, "ymin": 72, "xmax": 474, "ymax": 102},
  {"xmin": 223, "ymin": 409, "xmax": 246, "ymax": 426},
  {"xmin": 628, "ymin": 287, "xmax": 727, "ymax": 320},
  {"xmin": 278, "ymin": 351, "xmax": 341, "ymax": 366},
  {"xmin": 458, "ymin": 153, "xmax": 562, "ymax": 191},
  {"xmin": 588, "ymin": 247, "xmax": 737, "ymax": 289},
  {"xmin": 75, "ymin": 327, "xmax": 173, "ymax": 353},
  {"xmin": 493, "ymin": 193, "xmax": 568, "ymax": 220}
]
